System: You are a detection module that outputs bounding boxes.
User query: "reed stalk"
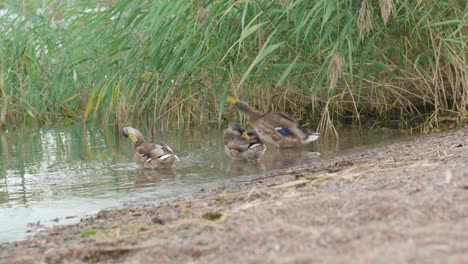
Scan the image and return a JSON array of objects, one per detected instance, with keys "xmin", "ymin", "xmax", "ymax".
[{"xmin": 0, "ymin": 0, "xmax": 465, "ymax": 133}]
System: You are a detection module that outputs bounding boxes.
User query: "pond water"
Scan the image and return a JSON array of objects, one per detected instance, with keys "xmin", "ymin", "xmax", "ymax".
[{"xmin": 0, "ymin": 124, "xmax": 410, "ymax": 242}]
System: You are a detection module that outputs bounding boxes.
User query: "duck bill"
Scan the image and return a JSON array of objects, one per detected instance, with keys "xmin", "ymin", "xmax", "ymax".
[
  {"xmin": 226, "ymin": 96, "xmax": 237, "ymax": 105},
  {"xmin": 241, "ymin": 132, "xmax": 251, "ymax": 140},
  {"xmin": 128, "ymin": 134, "xmax": 138, "ymax": 143}
]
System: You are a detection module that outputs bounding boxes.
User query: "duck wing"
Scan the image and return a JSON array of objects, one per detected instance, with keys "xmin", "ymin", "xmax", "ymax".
[
  {"xmin": 136, "ymin": 143, "xmax": 175, "ymax": 160},
  {"xmin": 224, "ymin": 132, "xmax": 251, "ymax": 152},
  {"xmin": 261, "ymin": 112, "xmax": 310, "ymax": 140},
  {"xmin": 245, "ymin": 129, "xmax": 264, "ymax": 148}
]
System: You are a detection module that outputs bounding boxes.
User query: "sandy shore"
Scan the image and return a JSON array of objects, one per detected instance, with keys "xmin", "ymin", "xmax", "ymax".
[{"xmin": 1, "ymin": 127, "xmax": 467, "ymax": 264}]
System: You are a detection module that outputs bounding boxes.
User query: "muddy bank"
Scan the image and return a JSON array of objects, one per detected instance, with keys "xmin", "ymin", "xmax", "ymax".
[{"xmin": 1, "ymin": 127, "xmax": 467, "ymax": 263}]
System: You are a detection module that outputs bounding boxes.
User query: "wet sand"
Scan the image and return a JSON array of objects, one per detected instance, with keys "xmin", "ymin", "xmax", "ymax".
[{"xmin": 1, "ymin": 127, "xmax": 467, "ymax": 263}]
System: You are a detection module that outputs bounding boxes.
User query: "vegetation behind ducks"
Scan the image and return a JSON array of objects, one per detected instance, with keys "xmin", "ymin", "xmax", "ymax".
[{"xmin": 0, "ymin": 0, "xmax": 466, "ymax": 134}]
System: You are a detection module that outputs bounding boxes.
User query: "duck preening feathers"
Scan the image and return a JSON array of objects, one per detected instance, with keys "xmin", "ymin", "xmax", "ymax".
[
  {"xmin": 122, "ymin": 126, "xmax": 179, "ymax": 169},
  {"xmin": 223, "ymin": 123, "xmax": 266, "ymax": 161}
]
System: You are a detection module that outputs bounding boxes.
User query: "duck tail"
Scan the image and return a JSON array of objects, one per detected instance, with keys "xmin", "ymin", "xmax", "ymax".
[
  {"xmin": 159, "ymin": 154, "xmax": 180, "ymax": 162},
  {"xmin": 249, "ymin": 143, "xmax": 263, "ymax": 149},
  {"xmin": 305, "ymin": 133, "xmax": 320, "ymax": 143}
]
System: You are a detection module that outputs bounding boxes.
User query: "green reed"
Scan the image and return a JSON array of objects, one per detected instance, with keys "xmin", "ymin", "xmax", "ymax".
[{"xmin": 0, "ymin": 0, "xmax": 466, "ymax": 133}]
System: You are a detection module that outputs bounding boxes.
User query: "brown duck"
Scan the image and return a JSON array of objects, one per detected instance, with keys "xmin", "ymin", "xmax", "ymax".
[
  {"xmin": 227, "ymin": 97, "xmax": 319, "ymax": 148},
  {"xmin": 223, "ymin": 123, "xmax": 266, "ymax": 161},
  {"xmin": 122, "ymin": 126, "xmax": 179, "ymax": 169}
]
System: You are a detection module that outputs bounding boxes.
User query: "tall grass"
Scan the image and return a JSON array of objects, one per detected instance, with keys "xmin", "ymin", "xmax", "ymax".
[{"xmin": 0, "ymin": 0, "xmax": 466, "ymax": 133}]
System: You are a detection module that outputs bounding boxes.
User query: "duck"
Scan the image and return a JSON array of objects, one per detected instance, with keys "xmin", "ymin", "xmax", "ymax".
[
  {"xmin": 122, "ymin": 126, "xmax": 179, "ymax": 169},
  {"xmin": 223, "ymin": 123, "xmax": 266, "ymax": 161},
  {"xmin": 227, "ymin": 97, "xmax": 319, "ymax": 148}
]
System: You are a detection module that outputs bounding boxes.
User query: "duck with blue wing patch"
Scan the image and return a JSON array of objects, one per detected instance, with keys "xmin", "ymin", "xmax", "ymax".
[
  {"xmin": 275, "ymin": 127, "xmax": 289, "ymax": 136},
  {"xmin": 227, "ymin": 97, "xmax": 320, "ymax": 148},
  {"xmin": 122, "ymin": 126, "xmax": 179, "ymax": 169}
]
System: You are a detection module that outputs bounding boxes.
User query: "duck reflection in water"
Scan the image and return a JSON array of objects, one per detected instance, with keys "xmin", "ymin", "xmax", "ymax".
[
  {"xmin": 266, "ymin": 148, "xmax": 320, "ymax": 169},
  {"xmin": 133, "ymin": 169, "xmax": 177, "ymax": 188},
  {"xmin": 224, "ymin": 160, "xmax": 266, "ymax": 178},
  {"xmin": 224, "ymin": 147, "xmax": 320, "ymax": 178}
]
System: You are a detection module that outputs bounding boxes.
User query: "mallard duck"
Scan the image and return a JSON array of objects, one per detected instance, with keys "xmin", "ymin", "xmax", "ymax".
[
  {"xmin": 223, "ymin": 123, "xmax": 266, "ymax": 161},
  {"xmin": 227, "ymin": 97, "xmax": 319, "ymax": 148},
  {"xmin": 122, "ymin": 126, "xmax": 179, "ymax": 169}
]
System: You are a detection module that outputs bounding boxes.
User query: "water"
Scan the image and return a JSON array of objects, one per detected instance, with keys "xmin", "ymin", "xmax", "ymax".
[{"xmin": 0, "ymin": 125, "xmax": 409, "ymax": 242}]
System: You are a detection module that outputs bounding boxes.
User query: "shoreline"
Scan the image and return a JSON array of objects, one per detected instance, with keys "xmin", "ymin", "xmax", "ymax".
[{"xmin": 1, "ymin": 127, "xmax": 467, "ymax": 263}]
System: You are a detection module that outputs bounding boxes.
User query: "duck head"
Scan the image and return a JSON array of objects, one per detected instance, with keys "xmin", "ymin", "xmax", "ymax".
[
  {"xmin": 122, "ymin": 126, "xmax": 146, "ymax": 147},
  {"xmin": 228, "ymin": 123, "xmax": 251, "ymax": 140},
  {"xmin": 226, "ymin": 96, "xmax": 257, "ymax": 118}
]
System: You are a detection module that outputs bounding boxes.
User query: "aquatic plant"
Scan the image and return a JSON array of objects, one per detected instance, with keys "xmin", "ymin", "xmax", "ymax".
[
  {"xmin": 0, "ymin": 0, "xmax": 466, "ymax": 133},
  {"xmin": 80, "ymin": 229, "xmax": 98, "ymax": 238},
  {"xmin": 202, "ymin": 211, "xmax": 224, "ymax": 221}
]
